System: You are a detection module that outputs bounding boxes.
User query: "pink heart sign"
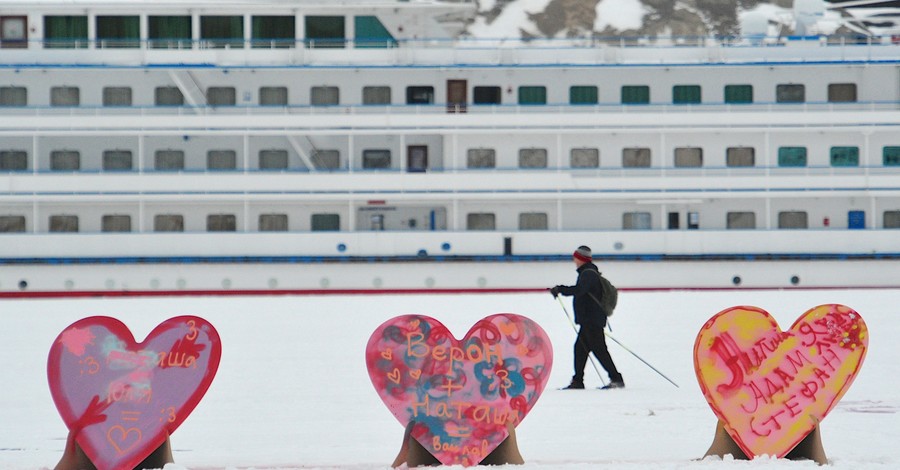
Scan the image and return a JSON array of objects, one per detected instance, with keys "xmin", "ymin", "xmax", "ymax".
[
  {"xmin": 366, "ymin": 314, "xmax": 552, "ymax": 467},
  {"xmin": 693, "ymin": 304, "xmax": 867, "ymax": 458},
  {"xmin": 48, "ymin": 316, "xmax": 221, "ymax": 470}
]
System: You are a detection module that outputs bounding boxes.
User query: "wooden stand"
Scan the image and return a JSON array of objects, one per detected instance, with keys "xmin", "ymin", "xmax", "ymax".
[
  {"xmin": 392, "ymin": 422, "xmax": 524, "ymax": 468},
  {"xmin": 703, "ymin": 420, "xmax": 827, "ymax": 465},
  {"xmin": 54, "ymin": 433, "xmax": 173, "ymax": 470}
]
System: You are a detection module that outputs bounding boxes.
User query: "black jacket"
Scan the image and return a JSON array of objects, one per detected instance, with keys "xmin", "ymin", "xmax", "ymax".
[{"xmin": 558, "ymin": 262, "xmax": 606, "ymax": 328}]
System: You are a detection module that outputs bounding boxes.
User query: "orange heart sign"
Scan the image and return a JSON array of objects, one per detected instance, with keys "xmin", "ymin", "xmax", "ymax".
[{"xmin": 694, "ymin": 304, "xmax": 867, "ymax": 458}]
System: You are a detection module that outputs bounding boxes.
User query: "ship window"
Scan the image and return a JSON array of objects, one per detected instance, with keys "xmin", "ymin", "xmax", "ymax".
[
  {"xmin": 727, "ymin": 212, "xmax": 756, "ymax": 229},
  {"xmin": 50, "ymin": 215, "xmax": 79, "ymax": 232},
  {"xmin": 0, "ymin": 86, "xmax": 26, "ymax": 106},
  {"xmin": 623, "ymin": 212, "xmax": 651, "ymax": 230},
  {"xmin": 96, "ymin": 16, "xmax": 140, "ymax": 49},
  {"xmin": 726, "ymin": 147, "xmax": 755, "ymax": 167},
  {"xmin": 363, "ymin": 86, "xmax": 391, "ymax": 105},
  {"xmin": 830, "ymin": 146, "xmax": 859, "ymax": 167},
  {"xmin": 251, "ymin": 16, "xmax": 295, "ymax": 49},
  {"xmin": 406, "ymin": 86, "xmax": 434, "ymax": 105},
  {"xmin": 305, "ymin": 16, "xmax": 345, "ymax": 49},
  {"xmin": 260, "ymin": 87, "xmax": 288, "ymax": 106},
  {"xmin": 467, "ymin": 148, "xmax": 496, "ymax": 168},
  {"xmin": 570, "ymin": 148, "xmax": 599, "ymax": 168},
  {"xmin": 312, "ymin": 149, "xmax": 341, "ymax": 170},
  {"xmin": 778, "ymin": 211, "xmax": 808, "ymax": 229},
  {"xmin": 51, "ymin": 150, "xmax": 80, "ymax": 171},
  {"xmin": 362, "ymin": 149, "xmax": 391, "ymax": 169},
  {"xmin": 519, "ymin": 212, "xmax": 548, "ymax": 230},
  {"xmin": 201, "ymin": 16, "xmax": 244, "ymax": 49},
  {"xmin": 155, "ymin": 150, "xmax": 185, "ymax": 170},
  {"xmin": 149, "ymin": 16, "xmax": 192, "ymax": 49},
  {"xmin": 0, "ymin": 16, "xmax": 27, "ymax": 49},
  {"xmin": 828, "ymin": 83, "xmax": 857, "ymax": 103},
  {"xmin": 208, "ymin": 150, "xmax": 237, "ymax": 170},
  {"xmin": 0, "ymin": 150, "xmax": 27, "ymax": 171},
  {"xmin": 311, "ymin": 213, "xmax": 340, "ymax": 231},
  {"xmin": 354, "ymin": 16, "xmax": 396, "ymax": 48},
  {"xmin": 776, "ymin": 84, "xmax": 805, "ymax": 103},
  {"xmin": 724, "ymin": 84, "xmax": 753, "ymax": 104},
  {"xmin": 44, "ymin": 16, "xmax": 88, "ymax": 49},
  {"xmin": 467, "ymin": 213, "xmax": 496, "ymax": 230},
  {"xmin": 155, "ymin": 87, "xmax": 184, "ymax": 106},
  {"xmin": 103, "ymin": 150, "xmax": 133, "ymax": 171},
  {"xmin": 882, "ymin": 146, "xmax": 900, "ymax": 166},
  {"xmin": 518, "ymin": 86, "xmax": 546, "ymax": 105},
  {"xmin": 260, "ymin": 149, "xmax": 289, "ymax": 170},
  {"xmin": 672, "ymin": 85, "xmax": 701, "ymax": 104},
  {"xmin": 622, "ymin": 147, "xmax": 651, "ymax": 168},
  {"xmin": 154, "ymin": 214, "xmax": 184, "ymax": 232},
  {"xmin": 778, "ymin": 147, "xmax": 807, "ymax": 167},
  {"xmin": 259, "ymin": 214, "xmax": 288, "ymax": 231},
  {"xmin": 311, "ymin": 86, "xmax": 339, "ymax": 106},
  {"xmin": 884, "ymin": 211, "xmax": 900, "ymax": 228},
  {"xmin": 0, "ymin": 215, "xmax": 25, "ymax": 232},
  {"xmin": 103, "ymin": 87, "xmax": 132, "ymax": 107},
  {"xmin": 473, "ymin": 86, "xmax": 501, "ymax": 105},
  {"xmin": 102, "ymin": 215, "xmax": 132, "ymax": 233},
  {"xmin": 570, "ymin": 86, "xmax": 598, "ymax": 105},
  {"xmin": 50, "ymin": 87, "xmax": 80, "ymax": 107},
  {"xmin": 208, "ymin": 214, "xmax": 237, "ymax": 232},
  {"xmin": 519, "ymin": 148, "xmax": 548, "ymax": 168},
  {"xmin": 674, "ymin": 147, "xmax": 703, "ymax": 167},
  {"xmin": 621, "ymin": 85, "xmax": 649, "ymax": 104},
  {"xmin": 207, "ymin": 87, "xmax": 236, "ymax": 106}
]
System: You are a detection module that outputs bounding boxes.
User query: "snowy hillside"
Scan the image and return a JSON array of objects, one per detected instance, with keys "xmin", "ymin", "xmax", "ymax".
[{"xmin": 464, "ymin": 0, "xmax": 898, "ymax": 38}]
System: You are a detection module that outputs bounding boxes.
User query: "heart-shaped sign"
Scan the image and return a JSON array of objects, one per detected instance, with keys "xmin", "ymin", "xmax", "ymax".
[
  {"xmin": 48, "ymin": 316, "xmax": 221, "ymax": 470},
  {"xmin": 694, "ymin": 304, "xmax": 867, "ymax": 458},
  {"xmin": 366, "ymin": 314, "xmax": 552, "ymax": 467}
]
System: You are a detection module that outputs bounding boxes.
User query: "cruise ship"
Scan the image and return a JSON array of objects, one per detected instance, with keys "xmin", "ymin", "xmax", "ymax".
[{"xmin": 1, "ymin": 0, "xmax": 899, "ymax": 296}]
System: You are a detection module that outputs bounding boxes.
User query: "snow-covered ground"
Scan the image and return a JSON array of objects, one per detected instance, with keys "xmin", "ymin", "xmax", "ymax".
[{"xmin": 2, "ymin": 288, "xmax": 898, "ymax": 469}]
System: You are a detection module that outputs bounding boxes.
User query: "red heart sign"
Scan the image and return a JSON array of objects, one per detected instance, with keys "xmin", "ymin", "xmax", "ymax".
[
  {"xmin": 694, "ymin": 304, "xmax": 867, "ymax": 458},
  {"xmin": 48, "ymin": 316, "xmax": 221, "ymax": 470},
  {"xmin": 366, "ymin": 314, "xmax": 552, "ymax": 467}
]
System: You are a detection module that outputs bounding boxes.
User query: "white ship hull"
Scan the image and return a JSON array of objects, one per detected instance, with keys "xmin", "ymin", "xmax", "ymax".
[{"xmin": 1, "ymin": 0, "xmax": 899, "ymax": 295}]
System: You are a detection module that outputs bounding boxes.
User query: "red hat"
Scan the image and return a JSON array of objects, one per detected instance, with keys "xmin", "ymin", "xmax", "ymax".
[{"xmin": 573, "ymin": 245, "xmax": 592, "ymax": 262}]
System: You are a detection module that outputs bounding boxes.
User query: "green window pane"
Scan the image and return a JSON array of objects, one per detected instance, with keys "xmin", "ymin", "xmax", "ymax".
[
  {"xmin": 830, "ymin": 146, "xmax": 859, "ymax": 167},
  {"xmin": 569, "ymin": 86, "xmax": 598, "ymax": 105},
  {"xmin": 96, "ymin": 16, "xmax": 140, "ymax": 48},
  {"xmin": 778, "ymin": 147, "xmax": 807, "ymax": 167},
  {"xmin": 884, "ymin": 146, "xmax": 900, "ymax": 166},
  {"xmin": 201, "ymin": 16, "xmax": 244, "ymax": 49},
  {"xmin": 311, "ymin": 213, "xmax": 340, "ymax": 231},
  {"xmin": 354, "ymin": 16, "xmax": 396, "ymax": 48},
  {"xmin": 724, "ymin": 84, "xmax": 753, "ymax": 104},
  {"xmin": 518, "ymin": 86, "xmax": 546, "ymax": 105},
  {"xmin": 673, "ymin": 85, "xmax": 701, "ymax": 104},
  {"xmin": 306, "ymin": 16, "xmax": 345, "ymax": 48},
  {"xmin": 252, "ymin": 16, "xmax": 295, "ymax": 48},
  {"xmin": 44, "ymin": 16, "xmax": 88, "ymax": 49},
  {"xmin": 149, "ymin": 16, "xmax": 192, "ymax": 48},
  {"xmin": 621, "ymin": 85, "xmax": 649, "ymax": 104}
]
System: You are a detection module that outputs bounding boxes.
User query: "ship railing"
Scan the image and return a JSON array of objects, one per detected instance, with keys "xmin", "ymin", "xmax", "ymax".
[{"xmin": 4, "ymin": 100, "xmax": 898, "ymax": 118}]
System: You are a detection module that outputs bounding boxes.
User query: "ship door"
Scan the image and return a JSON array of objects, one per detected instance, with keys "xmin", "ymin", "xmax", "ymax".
[
  {"xmin": 848, "ymin": 210, "xmax": 865, "ymax": 229},
  {"xmin": 407, "ymin": 145, "xmax": 428, "ymax": 173},
  {"xmin": 447, "ymin": 79, "xmax": 467, "ymax": 113}
]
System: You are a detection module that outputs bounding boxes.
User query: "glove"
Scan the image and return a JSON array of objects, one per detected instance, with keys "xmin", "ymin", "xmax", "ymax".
[{"xmin": 549, "ymin": 286, "xmax": 560, "ymax": 298}]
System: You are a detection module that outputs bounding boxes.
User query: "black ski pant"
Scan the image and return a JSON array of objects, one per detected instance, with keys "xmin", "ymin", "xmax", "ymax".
[{"xmin": 573, "ymin": 323, "xmax": 622, "ymax": 383}]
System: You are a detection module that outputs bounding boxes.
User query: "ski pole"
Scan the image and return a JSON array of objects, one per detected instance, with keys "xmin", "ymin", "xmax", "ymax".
[
  {"xmin": 555, "ymin": 294, "xmax": 608, "ymax": 386},
  {"xmin": 603, "ymin": 329, "xmax": 679, "ymax": 388}
]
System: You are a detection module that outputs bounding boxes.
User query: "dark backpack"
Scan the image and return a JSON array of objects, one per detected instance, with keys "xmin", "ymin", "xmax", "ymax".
[{"xmin": 585, "ymin": 269, "xmax": 618, "ymax": 317}]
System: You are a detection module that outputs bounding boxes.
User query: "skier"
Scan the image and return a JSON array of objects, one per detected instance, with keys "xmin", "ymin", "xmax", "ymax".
[{"xmin": 551, "ymin": 245, "xmax": 625, "ymax": 390}]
